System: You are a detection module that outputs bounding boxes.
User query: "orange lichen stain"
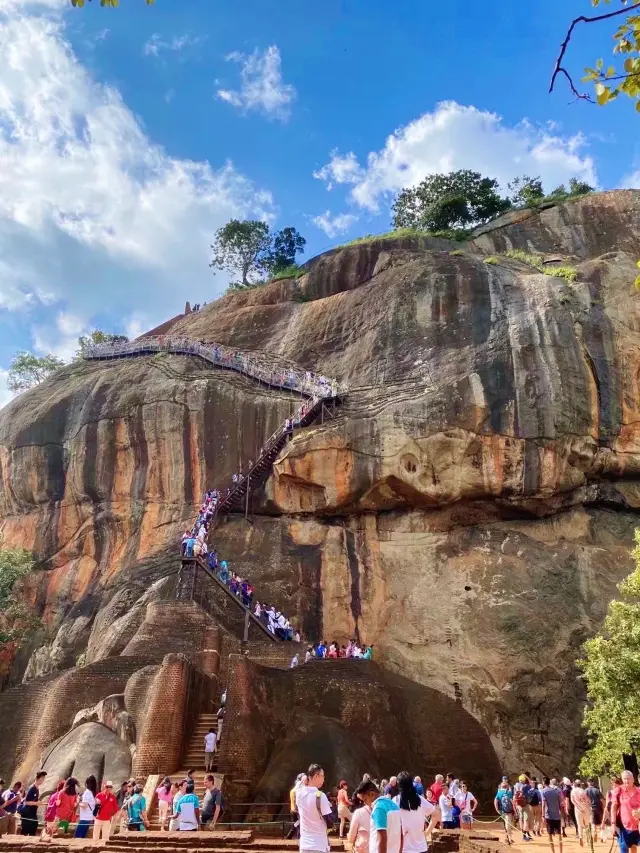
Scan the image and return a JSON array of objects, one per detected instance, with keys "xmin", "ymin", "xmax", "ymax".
[{"xmin": 189, "ymin": 411, "xmax": 202, "ymax": 508}]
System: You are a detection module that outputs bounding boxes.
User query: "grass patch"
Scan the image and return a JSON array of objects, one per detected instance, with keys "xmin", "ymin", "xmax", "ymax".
[
  {"xmin": 450, "ymin": 249, "xmax": 465, "ymax": 256},
  {"xmin": 502, "ymin": 249, "xmax": 578, "ymax": 283},
  {"xmin": 337, "ymin": 225, "xmax": 472, "ymax": 249},
  {"xmin": 484, "ymin": 256, "xmax": 500, "ymax": 265},
  {"xmin": 268, "ymin": 264, "xmax": 305, "ymax": 281}
]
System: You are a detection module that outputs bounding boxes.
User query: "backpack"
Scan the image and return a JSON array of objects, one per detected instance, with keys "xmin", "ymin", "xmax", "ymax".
[
  {"xmin": 514, "ymin": 789, "xmax": 527, "ymax": 808},
  {"xmin": 499, "ymin": 792, "xmax": 514, "ymax": 814},
  {"xmin": 528, "ymin": 788, "xmax": 540, "ymax": 806}
]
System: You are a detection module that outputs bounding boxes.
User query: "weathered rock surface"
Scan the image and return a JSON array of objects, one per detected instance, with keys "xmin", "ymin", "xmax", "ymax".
[{"xmin": 1, "ymin": 190, "xmax": 640, "ymax": 778}]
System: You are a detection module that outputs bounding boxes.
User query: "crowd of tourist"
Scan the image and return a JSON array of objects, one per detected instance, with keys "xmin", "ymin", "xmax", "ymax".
[
  {"xmin": 284, "ymin": 765, "xmax": 640, "ymax": 853},
  {"xmin": 0, "ymin": 771, "xmax": 225, "ymax": 840},
  {"xmin": 290, "ymin": 641, "xmax": 374, "ymax": 667}
]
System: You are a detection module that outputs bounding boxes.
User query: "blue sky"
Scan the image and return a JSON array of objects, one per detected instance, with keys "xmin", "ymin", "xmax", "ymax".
[{"xmin": 0, "ymin": 0, "xmax": 637, "ymax": 404}]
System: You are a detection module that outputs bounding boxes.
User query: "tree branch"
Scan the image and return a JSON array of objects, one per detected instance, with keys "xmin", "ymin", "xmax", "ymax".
[{"xmin": 550, "ymin": 1, "xmax": 640, "ymax": 96}]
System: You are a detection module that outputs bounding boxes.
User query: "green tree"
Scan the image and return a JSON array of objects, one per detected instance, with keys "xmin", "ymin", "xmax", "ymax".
[
  {"xmin": 210, "ymin": 219, "xmax": 272, "ymax": 287},
  {"xmin": 7, "ymin": 351, "xmax": 65, "ymax": 393},
  {"xmin": 0, "ymin": 537, "xmax": 37, "ymax": 649},
  {"xmin": 76, "ymin": 330, "xmax": 128, "ymax": 359},
  {"xmin": 508, "ymin": 175, "xmax": 545, "ymax": 208},
  {"xmin": 391, "ymin": 170, "xmax": 511, "ymax": 231},
  {"xmin": 579, "ymin": 529, "xmax": 640, "ymax": 775},
  {"xmin": 268, "ymin": 227, "xmax": 306, "ymax": 275},
  {"xmin": 551, "ymin": 1, "xmax": 640, "ymax": 112},
  {"xmin": 569, "ymin": 177, "xmax": 595, "ymax": 195}
]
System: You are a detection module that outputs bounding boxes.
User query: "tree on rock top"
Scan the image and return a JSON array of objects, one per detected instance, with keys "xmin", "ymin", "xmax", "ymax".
[
  {"xmin": 579, "ymin": 528, "xmax": 640, "ymax": 776},
  {"xmin": 7, "ymin": 351, "xmax": 65, "ymax": 393},
  {"xmin": 210, "ymin": 220, "xmax": 306, "ymax": 288},
  {"xmin": 391, "ymin": 170, "xmax": 511, "ymax": 231},
  {"xmin": 76, "ymin": 330, "xmax": 129, "ymax": 359}
]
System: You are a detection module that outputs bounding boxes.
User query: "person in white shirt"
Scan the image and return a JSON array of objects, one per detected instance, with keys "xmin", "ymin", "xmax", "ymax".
[
  {"xmin": 74, "ymin": 775, "xmax": 98, "ymax": 838},
  {"xmin": 204, "ymin": 728, "xmax": 217, "ymax": 771},
  {"xmin": 296, "ymin": 764, "xmax": 333, "ymax": 853},
  {"xmin": 348, "ymin": 780, "xmax": 378, "ymax": 853},
  {"xmin": 439, "ymin": 783, "xmax": 455, "ymax": 829},
  {"xmin": 291, "ymin": 654, "xmax": 299, "ymax": 668},
  {"xmin": 455, "ymin": 781, "xmax": 477, "ymax": 830},
  {"xmin": 394, "ymin": 771, "xmax": 435, "ymax": 853},
  {"xmin": 446, "ymin": 774, "xmax": 460, "ymax": 799}
]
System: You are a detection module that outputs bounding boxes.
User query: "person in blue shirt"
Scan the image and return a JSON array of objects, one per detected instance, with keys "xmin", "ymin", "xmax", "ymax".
[
  {"xmin": 413, "ymin": 777, "xmax": 424, "ymax": 797},
  {"xmin": 494, "ymin": 781, "xmax": 515, "ymax": 844},
  {"xmin": 371, "ymin": 786, "xmax": 402, "ymax": 853}
]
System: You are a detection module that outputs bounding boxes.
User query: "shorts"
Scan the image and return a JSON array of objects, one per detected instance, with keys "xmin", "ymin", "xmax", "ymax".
[
  {"xmin": 461, "ymin": 814, "xmax": 473, "ymax": 825},
  {"xmin": 620, "ymin": 827, "xmax": 640, "ymax": 848},
  {"xmin": 547, "ymin": 819, "xmax": 562, "ymax": 836},
  {"xmin": 593, "ymin": 809, "xmax": 604, "ymax": 826},
  {"xmin": 442, "ymin": 821, "xmax": 456, "ymax": 829}
]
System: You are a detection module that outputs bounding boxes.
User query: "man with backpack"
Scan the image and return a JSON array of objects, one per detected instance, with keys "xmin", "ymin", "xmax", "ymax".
[
  {"xmin": 514, "ymin": 774, "xmax": 534, "ymax": 841},
  {"xmin": 495, "ymin": 779, "xmax": 516, "ymax": 844},
  {"xmin": 529, "ymin": 777, "xmax": 543, "ymax": 836},
  {"xmin": 297, "ymin": 764, "xmax": 333, "ymax": 853}
]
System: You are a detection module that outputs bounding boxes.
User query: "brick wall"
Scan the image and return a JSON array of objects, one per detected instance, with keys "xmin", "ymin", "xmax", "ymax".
[
  {"xmin": 122, "ymin": 599, "xmax": 218, "ymax": 663},
  {"xmin": 133, "ymin": 653, "xmax": 191, "ymax": 776},
  {"xmin": 0, "ymin": 655, "xmax": 154, "ymax": 783}
]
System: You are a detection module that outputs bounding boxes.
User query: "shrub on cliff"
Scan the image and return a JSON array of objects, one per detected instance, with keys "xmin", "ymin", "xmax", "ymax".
[
  {"xmin": 7, "ymin": 351, "xmax": 65, "ymax": 393},
  {"xmin": 0, "ymin": 538, "xmax": 38, "ymax": 653},
  {"xmin": 391, "ymin": 170, "xmax": 511, "ymax": 231},
  {"xmin": 579, "ymin": 529, "xmax": 640, "ymax": 775},
  {"xmin": 210, "ymin": 220, "xmax": 306, "ymax": 288}
]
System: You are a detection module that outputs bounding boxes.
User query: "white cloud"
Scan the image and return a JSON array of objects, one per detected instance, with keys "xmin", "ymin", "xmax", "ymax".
[
  {"xmin": 143, "ymin": 32, "xmax": 206, "ymax": 58},
  {"xmin": 620, "ymin": 169, "xmax": 640, "ymax": 189},
  {"xmin": 216, "ymin": 45, "xmax": 296, "ymax": 121},
  {"xmin": 315, "ymin": 101, "xmax": 598, "ymax": 212},
  {"xmin": 312, "ymin": 151, "xmax": 363, "ymax": 189},
  {"xmin": 311, "ymin": 210, "xmax": 358, "ymax": 239},
  {"xmin": 0, "ymin": 2, "xmax": 273, "ymax": 364},
  {"xmin": 0, "ymin": 368, "xmax": 14, "ymax": 410}
]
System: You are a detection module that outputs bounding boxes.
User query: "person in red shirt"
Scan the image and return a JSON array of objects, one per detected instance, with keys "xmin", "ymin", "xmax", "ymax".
[
  {"xmin": 612, "ymin": 770, "xmax": 640, "ymax": 853},
  {"xmin": 430, "ymin": 775, "xmax": 444, "ymax": 800},
  {"xmin": 93, "ymin": 781, "xmax": 120, "ymax": 843}
]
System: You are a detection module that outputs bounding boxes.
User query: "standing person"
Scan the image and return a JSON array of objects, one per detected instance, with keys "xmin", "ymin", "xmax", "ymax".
[
  {"xmin": 542, "ymin": 777, "xmax": 564, "ymax": 853},
  {"xmin": 611, "ymin": 770, "xmax": 640, "ymax": 853},
  {"xmin": 395, "ymin": 770, "xmax": 434, "ymax": 853},
  {"xmin": 204, "ymin": 728, "xmax": 217, "ymax": 772},
  {"xmin": 41, "ymin": 780, "xmax": 64, "ymax": 841},
  {"xmin": 55, "ymin": 777, "xmax": 79, "ymax": 838},
  {"xmin": 571, "ymin": 780, "xmax": 593, "ymax": 846},
  {"xmin": 455, "ymin": 781, "xmax": 478, "ymax": 830},
  {"xmin": 514, "ymin": 774, "xmax": 534, "ymax": 841},
  {"xmin": 529, "ymin": 777, "xmax": 543, "ymax": 837},
  {"xmin": 585, "ymin": 778, "xmax": 604, "ymax": 842},
  {"xmin": 93, "ymin": 781, "xmax": 119, "ymax": 843},
  {"xmin": 602, "ymin": 776, "xmax": 622, "ymax": 842},
  {"xmin": 286, "ymin": 773, "xmax": 307, "ymax": 840},
  {"xmin": 337, "ymin": 781, "xmax": 352, "ymax": 838},
  {"xmin": 74, "ymin": 775, "xmax": 97, "ymax": 838},
  {"xmin": 201, "ymin": 774, "xmax": 223, "ymax": 831},
  {"xmin": 370, "ymin": 778, "xmax": 402, "ymax": 853},
  {"xmin": 296, "ymin": 764, "xmax": 333, "ymax": 853},
  {"xmin": 561, "ymin": 778, "xmax": 577, "ymax": 837},
  {"xmin": 439, "ymin": 783, "xmax": 455, "ymax": 829},
  {"xmin": 291, "ymin": 654, "xmax": 299, "ymax": 669},
  {"xmin": 126, "ymin": 784, "xmax": 150, "ymax": 832},
  {"xmin": 173, "ymin": 780, "xmax": 200, "ymax": 832},
  {"xmin": 20, "ymin": 771, "xmax": 46, "ymax": 837},
  {"xmin": 0, "ymin": 791, "xmax": 8, "ymax": 839},
  {"xmin": 494, "ymin": 779, "xmax": 516, "ymax": 844},
  {"xmin": 430, "ymin": 775, "xmax": 444, "ymax": 801},
  {"xmin": 413, "ymin": 777, "xmax": 424, "ymax": 797},
  {"xmin": 156, "ymin": 777, "xmax": 173, "ymax": 831},
  {"xmin": 384, "ymin": 777, "xmax": 400, "ymax": 799},
  {"xmin": 169, "ymin": 781, "xmax": 187, "ymax": 832},
  {"xmin": 347, "ymin": 780, "xmax": 377, "ymax": 853},
  {"xmin": 446, "ymin": 774, "xmax": 460, "ymax": 799},
  {"xmin": 2, "ymin": 782, "xmax": 22, "ymax": 835}
]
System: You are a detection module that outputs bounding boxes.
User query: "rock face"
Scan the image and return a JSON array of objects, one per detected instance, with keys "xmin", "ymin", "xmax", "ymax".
[{"xmin": 1, "ymin": 190, "xmax": 640, "ymax": 781}]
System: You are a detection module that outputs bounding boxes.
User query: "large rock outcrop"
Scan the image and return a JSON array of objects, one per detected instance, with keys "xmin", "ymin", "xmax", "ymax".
[{"xmin": 1, "ymin": 190, "xmax": 640, "ymax": 781}]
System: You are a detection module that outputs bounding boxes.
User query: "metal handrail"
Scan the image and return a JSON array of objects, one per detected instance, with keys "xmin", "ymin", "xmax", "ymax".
[{"xmin": 83, "ymin": 336, "xmax": 347, "ymax": 398}]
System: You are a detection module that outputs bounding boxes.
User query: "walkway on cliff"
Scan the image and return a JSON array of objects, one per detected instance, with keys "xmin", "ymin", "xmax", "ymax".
[{"xmin": 83, "ymin": 336, "xmax": 346, "ymax": 644}]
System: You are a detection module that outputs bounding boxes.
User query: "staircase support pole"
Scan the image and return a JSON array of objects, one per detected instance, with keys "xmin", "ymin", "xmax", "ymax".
[
  {"xmin": 243, "ymin": 609, "xmax": 250, "ymax": 643},
  {"xmin": 245, "ymin": 475, "xmax": 250, "ymax": 519}
]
